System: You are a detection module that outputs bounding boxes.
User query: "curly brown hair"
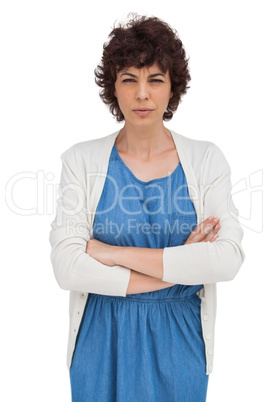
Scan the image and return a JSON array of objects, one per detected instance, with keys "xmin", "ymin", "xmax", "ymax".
[{"xmin": 94, "ymin": 14, "xmax": 191, "ymax": 122}]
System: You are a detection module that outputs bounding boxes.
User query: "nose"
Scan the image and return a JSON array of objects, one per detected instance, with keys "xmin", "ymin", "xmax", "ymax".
[{"xmin": 136, "ymin": 81, "xmax": 149, "ymax": 101}]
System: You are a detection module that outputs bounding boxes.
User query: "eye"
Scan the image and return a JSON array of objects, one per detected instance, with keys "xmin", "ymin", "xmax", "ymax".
[
  {"xmin": 122, "ymin": 79, "xmax": 136, "ymax": 83},
  {"xmin": 149, "ymin": 79, "xmax": 164, "ymax": 83}
]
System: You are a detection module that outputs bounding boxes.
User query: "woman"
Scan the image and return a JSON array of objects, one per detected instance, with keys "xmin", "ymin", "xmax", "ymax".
[{"xmin": 49, "ymin": 15, "xmax": 245, "ymax": 401}]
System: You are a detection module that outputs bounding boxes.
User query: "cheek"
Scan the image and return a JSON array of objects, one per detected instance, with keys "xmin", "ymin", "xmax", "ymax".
[
  {"xmin": 115, "ymin": 91, "xmax": 130, "ymax": 107},
  {"xmin": 158, "ymin": 91, "xmax": 172, "ymax": 106},
  {"xmin": 114, "ymin": 94, "xmax": 129, "ymax": 115}
]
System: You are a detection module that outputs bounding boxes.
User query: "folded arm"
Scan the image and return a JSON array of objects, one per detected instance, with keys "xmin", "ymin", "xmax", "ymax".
[
  {"xmin": 86, "ymin": 217, "xmax": 221, "ymax": 293},
  {"xmin": 50, "ymin": 143, "xmax": 245, "ymax": 297},
  {"xmin": 86, "ymin": 145, "xmax": 245, "ymax": 286}
]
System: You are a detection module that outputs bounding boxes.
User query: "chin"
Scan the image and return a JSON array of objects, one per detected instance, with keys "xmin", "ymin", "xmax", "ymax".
[{"xmin": 125, "ymin": 115, "xmax": 161, "ymax": 128}]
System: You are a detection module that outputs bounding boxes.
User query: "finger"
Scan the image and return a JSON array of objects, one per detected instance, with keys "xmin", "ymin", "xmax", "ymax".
[
  {"xmin": 206, "ymin": 223, "xmax": 221, "ymax": 236},
  {"xmin": 187, "ymin": 216, "xmax": 215, "ymax": 240},
  {"xmin": 202, "ymin": 217, "xmax": 220, "ymax": 235},
  {"xmin": 190, "ymin": 217, "xmax": 220, "ymax": 241},
  {"xmin": 208, "ymin": 234, "xmax": 219, "ymax": 243},
  {"xmin": 203, "ymin": 223, "xmax": 221, "ymax": 243},
  {"xmin": 198, "ymin": 216, "xmax": 219, "ymax": 233},
  {"xmin": 213, "ymin": 223, "xmax": 221, "ymax": 233}
]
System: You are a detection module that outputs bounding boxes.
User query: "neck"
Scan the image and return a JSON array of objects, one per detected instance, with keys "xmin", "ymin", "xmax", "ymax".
[{"xmin": 115, "ymin": 121, "xmax": 173, "ymax": 157}]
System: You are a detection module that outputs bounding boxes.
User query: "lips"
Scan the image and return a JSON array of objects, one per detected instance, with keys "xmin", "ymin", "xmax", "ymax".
[
  {"xmin": 133, "ymin": 108, "xmax": 154, "ymax": 116},
  {"xmin": 133, "ymin": 108, "xmax": 154, "ymax": 111}
]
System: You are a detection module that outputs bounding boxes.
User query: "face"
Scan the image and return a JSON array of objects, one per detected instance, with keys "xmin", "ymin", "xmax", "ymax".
[{"xmin": 114, "ymin": 64, "xmax": 173, "ymax": 128}]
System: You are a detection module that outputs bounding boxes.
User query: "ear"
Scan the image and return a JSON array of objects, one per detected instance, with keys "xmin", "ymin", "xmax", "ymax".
[
  {"xmin": 170, "ymin": 91, "xmax": 173, "ymax": 99},
  {"xmin": 114, "ymin": 90, "xmax": 117, "ymax": 98}
]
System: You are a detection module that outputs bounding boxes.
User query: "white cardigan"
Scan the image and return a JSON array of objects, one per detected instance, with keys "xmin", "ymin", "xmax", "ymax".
[{"xmin": 49, "ymin": 130, "xmax": 245, "ymax": 375}]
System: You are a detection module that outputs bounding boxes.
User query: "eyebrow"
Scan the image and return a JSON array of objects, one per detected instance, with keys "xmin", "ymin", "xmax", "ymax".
[{"xmin": 120, "ymin": 72, "xmax": 166, "ymax": 79}]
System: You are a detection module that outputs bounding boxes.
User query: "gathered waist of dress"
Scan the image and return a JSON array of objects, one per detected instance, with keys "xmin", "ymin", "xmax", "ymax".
[{"xmin": 90, "ymin": 284, "xmax": 204, "ymax": 303}]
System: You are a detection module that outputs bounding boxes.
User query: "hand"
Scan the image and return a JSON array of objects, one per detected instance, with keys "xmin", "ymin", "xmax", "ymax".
[
  {"xmin": 184, "ymin": 216, "xmax": 221, "ymax": 245},
  {"xmin": 86, "ymin": 238, "xmax": 117, "ymax": 266}
]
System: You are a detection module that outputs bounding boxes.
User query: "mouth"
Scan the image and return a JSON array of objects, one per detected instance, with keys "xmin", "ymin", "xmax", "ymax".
[{"xmin": 133, "ymin": 109, "xmax": 154, "ymax": 116}]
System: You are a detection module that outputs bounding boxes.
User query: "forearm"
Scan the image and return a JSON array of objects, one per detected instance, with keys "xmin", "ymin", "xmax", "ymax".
[
  {"xmin": 126, "ymin": 270, "xmax": 175, "ymax": 294},
  {"xmin": 86, "ymin": 217, "xmax": 223, "ymax": 287},
  {"xmin": 116, "ymin": 246, "xmax": 164, "ymax": 280}
]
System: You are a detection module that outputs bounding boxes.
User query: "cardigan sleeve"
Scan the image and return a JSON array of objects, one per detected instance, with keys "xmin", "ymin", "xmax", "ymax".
[
  {"xmin": 162, "ymin": 144, "xmax": 245, "ymax": 285},
  {"xmin": 49, "ymin": 148, "xmax": 131, "ymax": 296}
]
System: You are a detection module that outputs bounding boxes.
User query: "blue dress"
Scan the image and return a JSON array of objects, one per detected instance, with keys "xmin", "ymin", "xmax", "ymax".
[{"xmin": 70, "ymin": 144, "xmax": 209, "ymax": 401}]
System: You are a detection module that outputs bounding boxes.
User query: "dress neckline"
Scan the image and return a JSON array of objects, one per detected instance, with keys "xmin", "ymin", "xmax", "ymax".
[{"xmin": 113, "ymin": 143, "xmax": 181, "ymax": 185}]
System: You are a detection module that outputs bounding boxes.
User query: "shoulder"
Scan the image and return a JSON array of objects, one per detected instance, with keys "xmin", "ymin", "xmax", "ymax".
[
  {"xmin": 172, "ymin": 131, "xmax": 221, "ymax": 159},
  {"xmin": 58, "ymin": 131, "xmax": 118, "ymax": 183},
  {"xmin": 61, "ymin": 131, "xmax": 118, "ymax": 161},
  {"xmin": 60, "ymin": 131, "xmax": 118, "ymax": 174},
  {"xmin": 172, "ymin": 130, "xmax": 229, "ymax": 163},
  {"xmin": 171, "ymin": 130, "xmax": 231, "ymax": 181}
]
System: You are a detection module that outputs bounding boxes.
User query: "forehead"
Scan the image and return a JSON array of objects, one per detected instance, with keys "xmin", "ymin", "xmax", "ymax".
[{"xmin": 119, "ymin": 63, "xmax": 168, "ymax": 76}]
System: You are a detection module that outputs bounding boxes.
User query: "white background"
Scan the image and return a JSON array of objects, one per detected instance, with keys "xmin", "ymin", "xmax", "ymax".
[{"xmin": 1, "ymin": 0, "xmax": 267, "ymax": 400}]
